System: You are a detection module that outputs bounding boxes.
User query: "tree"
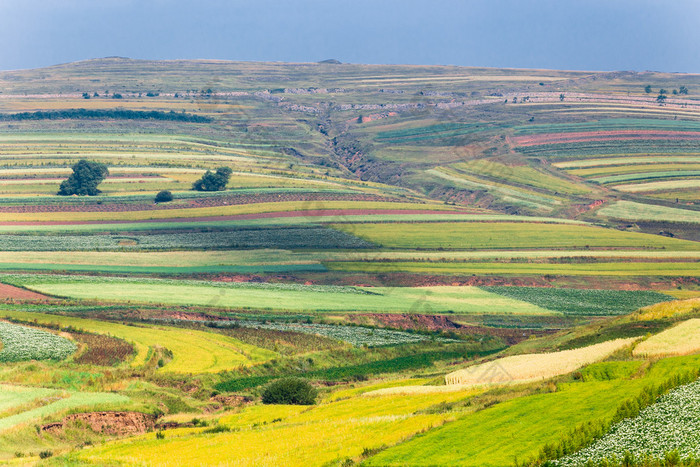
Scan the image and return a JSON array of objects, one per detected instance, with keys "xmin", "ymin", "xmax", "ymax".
[
  {"xmin": 644, "ymin": 85, "xmax": 652, "ymax": 93},
  {"xmin": 262, "ymin": 378, "xmax": 317, "ymax": 405},
  {"xmin": 155, "ymin": 190, "xmax": 173, "ymax": 203},
  {"xmin": 192, "ymin": 167, "xmax": 232, "ymax": 191},
  {"xmin": 679, "ymin": 86, "xmax": 689, "ymax": 95},
  {"xmin": 57, "ymin": 160, "xmax": 109, "ymax": 196},
  {"xmin": 82, "ymin": 92, "xmax": 90, "ymax": 99},
  {"xmin": 657, "ymin": 93, "xmax": 667, "ymax": 103},
  {"xmin": 559, "ymin": 93, "xmax": 565, "ymax": 101}
]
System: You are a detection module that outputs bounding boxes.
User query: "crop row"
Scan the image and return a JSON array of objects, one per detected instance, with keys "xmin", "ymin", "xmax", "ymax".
[
  {"xmin": 233, "ymin": 320, "xmax": 442, "ymax": 347},
  {"xmin": 597, "ymin": 201, "xmax": 700, "ymax": 224},
  {"xmin": 0, "ymin": 321, "xmax": 76, "ymax": 362},
  {"xmin": 0, "ymin": 226, "xmax": 375, "ymax": 251}
]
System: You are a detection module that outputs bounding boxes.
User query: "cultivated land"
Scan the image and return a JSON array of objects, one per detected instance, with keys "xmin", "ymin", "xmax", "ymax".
[{"xmin": 0, "ymin": 59, "xmax": 698, "ymax": 465}]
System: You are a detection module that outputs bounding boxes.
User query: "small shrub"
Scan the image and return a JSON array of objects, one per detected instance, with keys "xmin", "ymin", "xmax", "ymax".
[
  {"xmin": 155, "ymin": 431, "xmax": 165, "ymax": 439},
  {"xmin": 39, "ymin": 450, "xmax": 53, "ymax": 459},
  {"xmin": 261, "ymin": 377, "xmax": 317, "ymax": 405},
  {"xmin": 203, "ymin": 424, "xmax": 231, "ymax": 434},
  {"xmin": 154, "ymin": 190, "xmax": 173, "ymax": 203}
]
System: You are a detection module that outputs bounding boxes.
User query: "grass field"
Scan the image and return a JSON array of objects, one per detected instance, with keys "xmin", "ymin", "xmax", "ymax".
[
  {"xmin": 332, "ymin": 222, "xmax": 699, "ymax": 250},
  {"xmin": 597, "ymin": 200, "xmax": 700, "ymax": 224},
  {"xmin": 7, "ymin": 277, "xmax": 555, "ymax": 314},
  {"xmin": 365, "ymin": 379, "xmax": 648, "ymax": 467},
  {"xmin": 74, "ymin": 390, "xmax": 472, "ymax": 466}
]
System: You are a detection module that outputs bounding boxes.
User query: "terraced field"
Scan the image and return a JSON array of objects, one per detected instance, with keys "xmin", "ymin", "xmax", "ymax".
[{"xmin": 0, "ymin": 59, "xmax": 698, "ymax": 465}]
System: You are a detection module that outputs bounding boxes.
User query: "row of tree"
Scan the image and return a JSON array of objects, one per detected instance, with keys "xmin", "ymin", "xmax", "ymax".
[
  {"xmin": 1, "ymin": 109, "xmax": 210, "ymax": 123},
  {"xmin": 57, "ymin": 161, "xmax": 233, "ymax": 197}
]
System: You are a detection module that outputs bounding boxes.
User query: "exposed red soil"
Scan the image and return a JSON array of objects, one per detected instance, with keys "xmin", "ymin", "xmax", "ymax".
[
  {"xmin": 348, "ymin": 313, "xmax": 547, "ymax": 345},
  {"xmin": 352, "ymin": 313, "xmax": 462, "ymax": 331},
  {"xmin": 513, "ymin": 130, "xmax": 700, "ymax": 147},
  {"xmin": 0, "ymin": 209, "xmax": 472, "ymax": 226},
  {"xmin": 42, "ymin": 412, "xmax": 156, "ymax": 436},
  {"xmin": 0, "ymin": 283, "xmax": 52, "ymax": 301}
]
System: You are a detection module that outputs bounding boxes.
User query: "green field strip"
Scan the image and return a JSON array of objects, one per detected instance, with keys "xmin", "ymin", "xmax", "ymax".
[
  {"xmin": 0, "ymin": 390, "xmax": 129, "ymax": 432},
  {"xmin": 513, "ymin": 118, "xmax": 700, "ymax": 135},
  {"xmin": 331, "ymin": 222, "xmax": 700, "ymax": 250},
  {"xmin": 0, "ymin": 385, "xmax": 56, "ymax": 414},
  {"xmin": 365, "ymin": 379, "xmax": 649, "ymax": 467},
  {"xmin": 0, "ymin": 214, "xmax": 585, "ymax": 234},
  {"xmin": 7, "ymin": 277, "xmax": 555, "ymax": 315},
  {"xmin": 0, "ymin": 263, "xmax": 327, "ymax": 275},
  {"xmin": 0, "ymin": 201, "xmax": 462, "ymax": 222},
  {"xmin": 451, "ymin": 160, "xmax": 590, "ymax": 195},
  {"xmin": 483, "ymin": 286, "xmax": 673, "ymax": 316},
  {"xmin": 591, "ymin": 170, "xmax": 700, "ymax": 184},
  {"xmin": 554, "ymin": 156, "xmax": 700, "ymax": 169},
  {"xmin": 327, "ymin": 250, "xmax": 700, "ymax": 261},
  {"xmin": 612, "ymin": 179, "xmax": 700, "ymax": 192},
  {"xmin": 568, "ymin": 163, "xmax": 700, "ymax": 177},
  {"xmin": 427, "ymin": 169, "xmax": 560, "ymax": 210},
  {"xmin": 325, "ymin": 261, "xmax": 700, "ymax": 277},
  {"xmin": 597, "ymin": 200, "xmax": 700, "ymax": 224}
]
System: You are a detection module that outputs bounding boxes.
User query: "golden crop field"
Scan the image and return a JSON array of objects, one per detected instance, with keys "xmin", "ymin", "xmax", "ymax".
[
  {"xmin": 633, "ymin": 319, "xmax": 700, "ymax": 357},
  {"xmin": 445, "ymin": 338, "xmax": 638, "ymax": 387}
]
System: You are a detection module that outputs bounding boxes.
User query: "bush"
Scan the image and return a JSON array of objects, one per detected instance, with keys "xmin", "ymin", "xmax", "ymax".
[
  {"xmin": 39, "ymin": 450, "xmax": 53, "ymax": 459},
  {"xmin": 261, "ymin": 378, "xmax": 317, "ymax": 405},
  {"xmin": 57, "ymin": 160, "xmax": 109, "ymax": 196},
  {"xmin": 192, "ymin": 167, "xmax": 233, "ymax": 191},
  {"xmin": 154, "ymin": 190, "xmax": 173, "ymax": 203}
]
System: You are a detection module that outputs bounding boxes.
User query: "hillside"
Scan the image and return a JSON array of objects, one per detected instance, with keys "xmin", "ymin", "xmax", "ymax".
[{"xmin": 0, "ymin": 59, "xmax": 698, "ymax": 465}]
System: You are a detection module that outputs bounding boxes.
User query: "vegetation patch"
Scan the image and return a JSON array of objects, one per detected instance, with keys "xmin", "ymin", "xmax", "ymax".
[
  {"xmin": 484, "ymin": 286, "xmax": 674, "ymax": 316},
  {"xmin": 0, "ymin": 321, "xmax": 76, "ymax": 362}
]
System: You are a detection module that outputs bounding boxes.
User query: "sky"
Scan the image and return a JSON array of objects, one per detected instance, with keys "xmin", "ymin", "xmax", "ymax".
[{"xmin": 1, "ymin": 0, "xmax": 699, "ymax": 73}]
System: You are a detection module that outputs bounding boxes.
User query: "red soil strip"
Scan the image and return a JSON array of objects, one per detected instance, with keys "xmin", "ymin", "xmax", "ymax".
[
  {"xmin": 0, "ymin": 192, "xmax": 399, "ymax": 214},
  {"xmin": 514, "ymin": 130, "xmax": 700, "ymax": 147},
  {"xmin": 0, "ymin": 283, "xmax": 51, "ymax": 300},
  {"xmin": 0, "ymin": 209, "xmax": 472, "ymax": 226}
]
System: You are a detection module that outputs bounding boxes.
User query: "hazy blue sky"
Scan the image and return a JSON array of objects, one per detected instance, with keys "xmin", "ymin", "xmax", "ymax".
[{"xmin": 1, "ymin": 0, "xmax": 699, "ymax": 72}]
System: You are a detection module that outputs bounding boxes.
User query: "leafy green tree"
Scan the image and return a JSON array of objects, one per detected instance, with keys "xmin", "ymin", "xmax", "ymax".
[
  {"xmin": 679, "ymin": 86, "xmax": 689, "ymax": 95},
  {"xmin": 644, "ymin": 85, "xmax": 652, "ymax": 93},
  {"xmin": 192, "ymin": 167, "xmax": 233, "ymax": 191},
  {"xmin": 57, "ymin": 160, "xmax": 109, "ymax": 196},
  {"xmin": 262, "ymin": 378, "xmax": 317, "ymax": 405}
]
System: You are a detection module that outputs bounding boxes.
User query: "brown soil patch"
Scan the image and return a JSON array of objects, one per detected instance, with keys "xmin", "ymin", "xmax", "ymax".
[
  {"xmin": 42, "ymin": 412, "xmax": 155, "ymax": 436},
  {"xmin": 0, "ymin": 283, "xmax": 51, "ymax": 301}
]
